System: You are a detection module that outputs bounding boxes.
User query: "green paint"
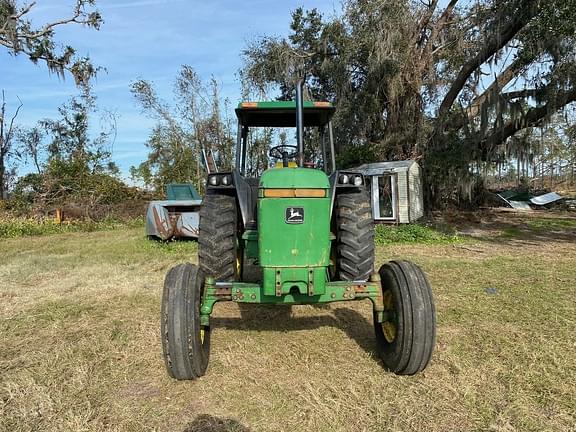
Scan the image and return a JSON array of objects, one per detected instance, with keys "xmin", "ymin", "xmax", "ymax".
[
  {"xmin": 262, "ymin": 266, "xmax": 326, "ymax": 296},
  {"xmin": 241, "ymin": 229, "xmax": 259, "ymax": 259},
  {"xmin": 259, "ymin": 167, "xmax": 330, "ymax": 189},
  {"xmin": 258, "ymin": 168, "xmax": 331, "ymax": 278},
  {"xmin": 200, "ymin": 279, "xmax": 384, "ymax": 327},
  {"xmin": 258, "ymin": 196, "xmax": 330, "ymax": 267},
  {"xmin": 165, "ymin": 183, "xmax": 201, "ymax": 200}
]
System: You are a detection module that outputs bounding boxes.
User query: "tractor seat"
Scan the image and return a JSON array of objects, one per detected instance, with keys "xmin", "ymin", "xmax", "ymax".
[{"xmin": 274, "ymin": 161, "xmax": 298, "ymax": 168}]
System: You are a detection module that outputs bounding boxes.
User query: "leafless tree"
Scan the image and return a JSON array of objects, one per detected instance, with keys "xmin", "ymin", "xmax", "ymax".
[{"xmin": 0, "ymin": 90, "xmax": 22, "ymax": 199}]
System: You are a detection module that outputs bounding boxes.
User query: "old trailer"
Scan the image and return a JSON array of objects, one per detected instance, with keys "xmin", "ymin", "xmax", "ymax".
[{"xmin": 146, "ymin": 184, "xmax": 202, "ymax": 240}]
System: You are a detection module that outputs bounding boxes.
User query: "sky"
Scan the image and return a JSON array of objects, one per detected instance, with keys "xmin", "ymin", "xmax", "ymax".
[{"xmin": 1, "ymin": 0, "xmax": 339, "ymax": 179}]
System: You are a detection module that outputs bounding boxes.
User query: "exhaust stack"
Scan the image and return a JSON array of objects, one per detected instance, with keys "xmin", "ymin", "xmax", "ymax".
[{"xmin": 296, "ymin": 79, "xmax": 304, "ymax": 167}]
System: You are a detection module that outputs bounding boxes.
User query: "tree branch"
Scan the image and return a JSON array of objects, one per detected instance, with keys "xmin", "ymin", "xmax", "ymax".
[
  {"xmin": 501, "ymin": 89, "xmax": 540, "ymax": 100},
  {"xmin": 436, "ymin": 0, "xmax": 540, "ymax": 122},
  {"xmin": 5, "ymin": 96, "xmax": 23, "ymax": 149},
  {"xmin": 420, "ymin": 0, "xmax": 459, "ymax": 56},
  {"xmin": 464, "ymin": 58, "xmax": 526, "ymax": 120},
  {"xmin": 18, "ymin": 1, "xmax": 98, "ymax": 41},
  {"xmin": 414, "ymin": 0, "xmax": 439, "ymax": 46},
  {"xmin": 480, "ymin": 87, "xmax": 576, "ymax": 151},
  {"xmin": 10, "ymin": 2, "xmax": 35, "ymax": 20},
  {"xmin": 1, "ymin": 2, "xmax": 34, "ymax": 34},
  {"xmin": 1, "ymin": 1, "xmax": 101, "ymax": 85},
  {"xmin": 439, "ymin": 56, "xmax": 530, "ymax": 134},
  {"xmin": 0, "ymin": 91, "xmax": 5, "ymax": 151}
]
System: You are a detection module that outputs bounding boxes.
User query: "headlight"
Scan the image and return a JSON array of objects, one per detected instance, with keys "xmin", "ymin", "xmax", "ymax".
[
  {"xmin": 339, "ymin": 174, "xmax": 349, "ymax": 184},
  {"xmin": 208, "ymin": 176, "xmax": 219, "ymax": 186},
  {"xmin": 353, "ymin": 175, "xmax": 363, "ymax": 186},
  {"xmin": 222, "ymin": 175, "xmax": 232, "ymax": 186}
]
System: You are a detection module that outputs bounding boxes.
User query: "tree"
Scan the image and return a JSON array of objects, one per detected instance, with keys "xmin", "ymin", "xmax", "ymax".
[
  {"xmin": 1, "ymin": 1, "xmax": 103, "ymax": 202},
  {"xmin": 130, "ymin": 66, "xmax": 234, "ymax": 192},
  {"xmin": 242, "ymin": 0, "xmax": 576, "ymax": 205},
  {"xmin": 13, "ymin": 90, "xmax": 121, "ymax": 209},
  {"xmin": 0, "ymin": 90, "xmax": 22, "ymax": 199},
  {"xmin": 0, "ymin": 0, "xmax": 102, "ymax": 86},
  {"xmin": 17, "ymin": 125, "xmax": 42, "ymax": 173}
]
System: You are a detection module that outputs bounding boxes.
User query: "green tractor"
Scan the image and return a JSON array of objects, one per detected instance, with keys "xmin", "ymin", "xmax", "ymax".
[{"xmin": 161, "ymin": 81, "xmax": 436, "ymax": 379}]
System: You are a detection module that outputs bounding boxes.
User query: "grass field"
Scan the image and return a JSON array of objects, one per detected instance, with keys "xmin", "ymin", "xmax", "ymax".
[{"xmin": 1, "ymin": 218, "xmax": 575, "ymax": 431}]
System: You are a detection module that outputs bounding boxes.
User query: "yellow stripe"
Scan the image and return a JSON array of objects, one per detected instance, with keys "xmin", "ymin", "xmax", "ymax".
[{"xmin": 263, "ymin": 188, "xmax": 326, "ymax": 198}]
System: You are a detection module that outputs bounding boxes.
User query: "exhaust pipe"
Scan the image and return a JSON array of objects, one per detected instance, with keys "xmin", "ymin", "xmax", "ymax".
[{"xmin": 296, "ymin": 79, "xmax": 304, "ymax": 167}]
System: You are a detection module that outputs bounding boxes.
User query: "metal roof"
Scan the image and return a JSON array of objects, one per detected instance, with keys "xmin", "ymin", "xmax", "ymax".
[
  {"xmin": 354, "ymin": 160, "xmax": 418, "ymax": 175},
  {"xmin": 496, "ymin": 190, "xmax": 563, "ymax": 208},
  {"xmin": 530, "ymin": 192, "xmax": 562, "ymax": 206}
]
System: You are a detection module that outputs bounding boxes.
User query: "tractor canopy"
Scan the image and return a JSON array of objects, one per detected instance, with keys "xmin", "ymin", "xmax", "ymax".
[
  {"xmin": 234, "ymin": 98, "xmax": 337, "ymax": 175},
  {"xmin": 235, "ymin": 101, "xmax": 335, "ymax": 127}
]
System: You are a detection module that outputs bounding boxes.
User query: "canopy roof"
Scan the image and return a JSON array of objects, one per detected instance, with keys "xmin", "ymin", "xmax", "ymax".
[{"xmin": 235, "ymin": 101, "xmax": 335, "ymax": 127}]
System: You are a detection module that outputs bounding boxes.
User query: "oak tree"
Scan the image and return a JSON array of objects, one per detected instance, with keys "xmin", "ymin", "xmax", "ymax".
[
  {"xmin": 242, "ymin": 0, "xmax": 576, "ymax": 204},
  {"xmin": 1, "ymin": 0, "xmax": 102, "ymax": 86}
]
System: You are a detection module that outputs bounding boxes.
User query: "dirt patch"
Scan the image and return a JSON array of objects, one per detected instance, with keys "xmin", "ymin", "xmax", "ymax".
[{"xmin": 436, "ymin": 208, "xmax": 576, "ymax": 243}]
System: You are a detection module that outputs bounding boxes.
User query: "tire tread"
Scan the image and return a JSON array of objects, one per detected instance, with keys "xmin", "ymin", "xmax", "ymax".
[
  {"xmin": 198, "ymin": 194, "xmax": 238, "ymax": 281},
  {"xmin": 375, "ymin": 260, "xmax": 436, "ymax": 375},
  {"xmin": 161, "ymin": 263, "xmax": 210, "ymax": 380},
  {"xmin": 336, "ymin": 191, "xmax": 375, "ymax": 281}
]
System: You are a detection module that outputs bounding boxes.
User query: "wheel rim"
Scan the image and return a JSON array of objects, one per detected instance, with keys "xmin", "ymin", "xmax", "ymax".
[
  {"xmin": 199, "ymin": 277, "xmax": 208, "ymax": 346},
  {"xmin": 234, "ymin": 234, "xmax": 243, "ymax": 279},
  {"xmin": 381, "ymin": 290, "xmax": 397, "ymax": 343}
]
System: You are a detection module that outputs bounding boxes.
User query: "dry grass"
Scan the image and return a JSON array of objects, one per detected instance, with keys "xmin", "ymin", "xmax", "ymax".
[{"xmin": 1, "ymin": 226, "xmax": 575, "ymax": 431}]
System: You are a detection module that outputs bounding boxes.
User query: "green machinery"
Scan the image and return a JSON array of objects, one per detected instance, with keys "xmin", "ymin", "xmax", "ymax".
[{"xmin": 161, "ymin": 81, "xmax": 436, "ymax": 380}]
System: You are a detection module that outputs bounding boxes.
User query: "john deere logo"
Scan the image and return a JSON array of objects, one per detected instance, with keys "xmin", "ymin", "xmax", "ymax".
[{"xmin": 285, "ymin": 207, "xmax": 304, "ymax": 224}]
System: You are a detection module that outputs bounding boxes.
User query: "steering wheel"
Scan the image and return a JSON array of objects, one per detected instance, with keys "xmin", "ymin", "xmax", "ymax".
[
  {"xmin": 269, "ymin": 145, "xmax": 298, "ymax": 167},
  {"xmin": 268, "ymin": 145, "xmax": 298, "ymax": 160}
]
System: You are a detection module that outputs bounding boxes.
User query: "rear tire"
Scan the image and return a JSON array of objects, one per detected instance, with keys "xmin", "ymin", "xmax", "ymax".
[
  {"xmin": 198, "ymin": 194, "xmax": 239, "ymax": 281},
  {"xmin": 374, "ymin": 260, "xmax": 436, "ymax": 375},
  {"xmin": 335, "ymin": 190, "xmax": 374, "ymax": 281},
  {"xmin": 161, "ymin": 263, "xmax": 210, "ymax": 380}
]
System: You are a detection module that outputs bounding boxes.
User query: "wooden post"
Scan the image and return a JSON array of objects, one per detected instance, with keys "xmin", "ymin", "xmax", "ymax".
[{"xmin": 55, "ymin": 208, "xmax": 63, "ymax": 224}]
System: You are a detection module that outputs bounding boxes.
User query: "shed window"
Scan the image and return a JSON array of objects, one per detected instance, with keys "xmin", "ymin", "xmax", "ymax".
[{"xmin": 370, "ymin": 174, "xmax": 397, "ymax": 220}]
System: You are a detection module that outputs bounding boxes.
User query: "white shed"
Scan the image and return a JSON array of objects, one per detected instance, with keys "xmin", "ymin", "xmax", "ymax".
[{"xmin": 355, "ymin": 160, "xmax": 424, "ymax": 224}]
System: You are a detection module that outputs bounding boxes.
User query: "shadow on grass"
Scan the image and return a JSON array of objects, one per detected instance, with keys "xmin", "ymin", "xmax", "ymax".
[
  {"xmin": 183, "ymin": 414, "xmax": 250, "ymax": 432},
  {"xmin": 212, "ymin": 304, "xmax": 377, "ymax": 359},
  {"xmin": 454, "ymin": 211, "xmax": 576, "ymax": 245},
  {"xmin": 147, "ymin": 235, "xmax": 198, "ymax": 243},
  {"xmin": 472, "ymin": 224, "xmax": 576, "ymax": 245}
]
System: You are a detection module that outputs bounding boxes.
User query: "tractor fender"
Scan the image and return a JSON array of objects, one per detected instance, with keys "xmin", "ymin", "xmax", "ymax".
[
  {"xmin": 205, "ymin": 169, "xmax": 255, "ymax": 229},
  {"xmin": 329, "ymin": 170, "xmax": 368, "ymax": 219}
]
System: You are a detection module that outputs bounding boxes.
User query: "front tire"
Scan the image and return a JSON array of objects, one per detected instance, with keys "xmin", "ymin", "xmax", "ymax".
[
  {"xmin": 335, "ymin": 190, "xmax": 374, "ymax": 281},
  {"xmin": 161, "ymin": 263, "xmax": 210, "ymax": 380},
  {"xmin": 375, "ymin": 260, "xmax": 436, "ymax": 375}
]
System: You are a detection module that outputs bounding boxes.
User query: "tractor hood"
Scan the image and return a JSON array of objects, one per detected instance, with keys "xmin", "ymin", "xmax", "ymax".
[{"xmin": 259, "ymin": 167, "xmax": 330, "ymax": 189}]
